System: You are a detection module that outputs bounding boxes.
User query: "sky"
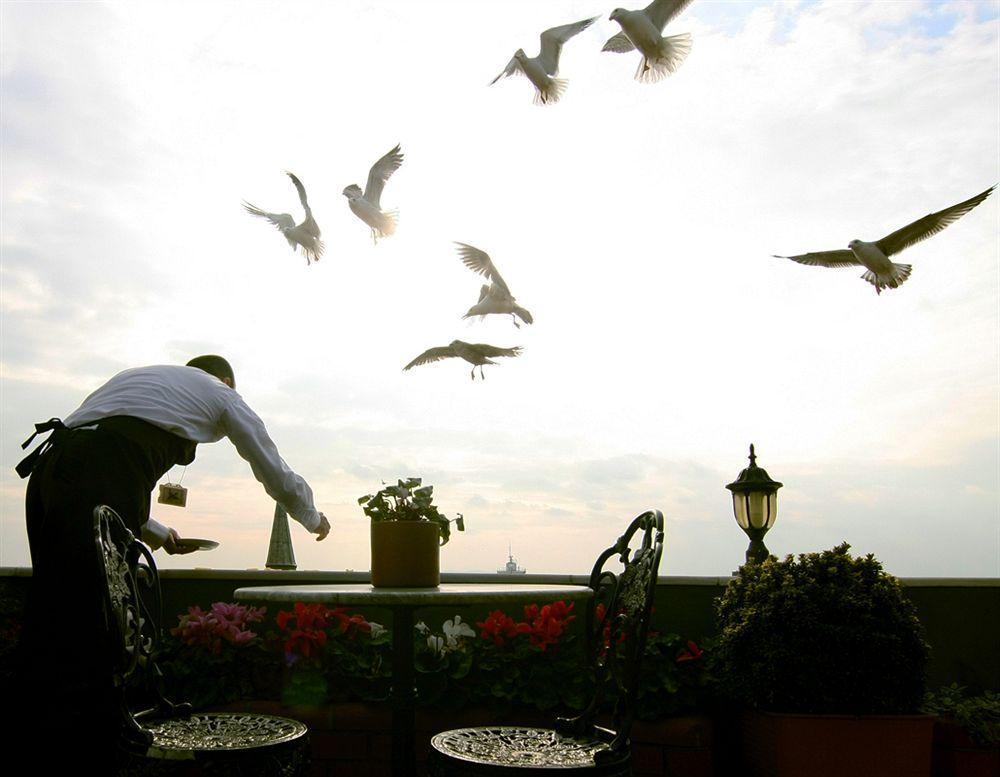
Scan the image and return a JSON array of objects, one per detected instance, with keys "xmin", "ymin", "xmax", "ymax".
[{"xmin": 1, "ymin": 0, "xmax": 998, "ymax": 577}]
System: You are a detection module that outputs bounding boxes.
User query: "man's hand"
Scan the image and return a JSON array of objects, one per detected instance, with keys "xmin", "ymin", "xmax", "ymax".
[
  {"xmin": 314, "ymin": 512, "xmax": 331, "ymax": 541},
  {"xmin": 163, "ymin": 528, "xmax": 198, "ymax": 555}
]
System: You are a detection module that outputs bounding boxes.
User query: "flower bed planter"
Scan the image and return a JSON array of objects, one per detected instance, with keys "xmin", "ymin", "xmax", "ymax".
[
  {"xmin": 739, "ymin": 710, "xmax": 934, "ymax": 777},
  {"xmin": 932, "ymin": 717, "xmax": 1000, "ymax": 777}
]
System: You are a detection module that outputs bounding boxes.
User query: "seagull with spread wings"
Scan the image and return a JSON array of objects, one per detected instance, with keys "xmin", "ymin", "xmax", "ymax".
[
  {"xmin": 403, "ymin": 341, "xmax": 522, "ymax": 381},
  {"xmin": 343, "ymin": 144, "xmax": 403, "ymax": 244},
  {"xmin": 456, "ymin": 242, "xmax": 533, "ymax": 328},
  {"xmin": 774, "ymin": 185, "xmax": 996, "ymax": 295},
  {"xmin": 491, "ymin": 16, "xmax": 599, "ymax": 105},
  {"xmin": 603, "ymin": 0, "xmax": 693, "ymax": 84},
  {"xmin": 242, "ymin": 172, "xmax": 324, "ymax": 265}
]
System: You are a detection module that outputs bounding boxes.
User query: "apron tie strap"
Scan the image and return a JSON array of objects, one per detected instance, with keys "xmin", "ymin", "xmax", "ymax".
[{"xmin": 15, "ymin": 418, "xmax": 66, "ymax": 479}]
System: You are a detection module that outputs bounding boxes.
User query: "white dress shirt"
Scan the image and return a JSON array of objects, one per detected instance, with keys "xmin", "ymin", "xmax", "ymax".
[{"xmin": 62, "ymin": 365, "xmax": 321, "ymax": 542}]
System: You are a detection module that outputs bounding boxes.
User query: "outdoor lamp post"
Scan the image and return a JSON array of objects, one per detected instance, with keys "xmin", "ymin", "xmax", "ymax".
[{"xmin": 726, "ymin": 444, "xmax": 783, "ymax": 565}]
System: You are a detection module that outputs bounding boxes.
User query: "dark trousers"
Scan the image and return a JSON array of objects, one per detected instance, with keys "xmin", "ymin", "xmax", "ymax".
[{"xmin": 3, "ymin": 427, "xmax": 155, "ymax": 768}]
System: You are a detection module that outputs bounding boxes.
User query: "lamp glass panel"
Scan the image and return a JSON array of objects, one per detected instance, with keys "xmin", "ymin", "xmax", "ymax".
[
  {"xmin": 748, "ymin": 490, "xmax": 768, "ymax": 529},
  {"xmin": 765, "ymin": 492, "xmax": 778, "ymax": 529},
  {"xmin": 732, "ymin": 493, "xmax": 749, "ymax": 529}
]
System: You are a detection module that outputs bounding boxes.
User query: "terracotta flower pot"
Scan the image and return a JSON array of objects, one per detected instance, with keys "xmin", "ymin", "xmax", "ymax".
[
  {"xmin": 370, "ymin": 520, "xmax": 440, "ymax": 587},
  {"xmin": 739, "ymin": 709, "xmax": 934, "ymax": 777}
]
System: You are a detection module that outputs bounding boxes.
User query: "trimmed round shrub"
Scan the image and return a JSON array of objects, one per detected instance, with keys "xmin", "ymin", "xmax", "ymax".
[{"xmin": 714, "ymin": 543, "xmax": 929, "ymax": 714}]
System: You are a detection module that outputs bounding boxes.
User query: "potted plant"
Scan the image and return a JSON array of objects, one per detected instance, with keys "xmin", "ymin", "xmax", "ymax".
[
  {"xmin": 923, "ymin": 684, "xmax": 1000, "ymax": 777},
  {"xmin": 359, "ymin": 478, "xmax": 465, "ymax": 587},
  {"xmin": 714, "ymin": 543, "xmax": 933, "ymax": 777}
]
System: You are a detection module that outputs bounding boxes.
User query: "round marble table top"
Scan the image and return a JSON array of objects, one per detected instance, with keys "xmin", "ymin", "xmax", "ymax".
[{"xmin": 234, "ymin": 582, "xmax": 593, "ymax": 606}]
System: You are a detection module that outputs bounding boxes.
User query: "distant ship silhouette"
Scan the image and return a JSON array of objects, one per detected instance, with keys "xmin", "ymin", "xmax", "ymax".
[{"xmin": 497, "ymin": 543, "xmax": 526, "ymax": 575}]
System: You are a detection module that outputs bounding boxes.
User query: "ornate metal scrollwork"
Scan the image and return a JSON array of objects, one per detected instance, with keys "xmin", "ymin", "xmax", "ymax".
[
  {"xmin": 93, "ymin": 507, "xmax": 310, "ymax": 774},
  {"xmin": 430, "ymin": 510, "xmax": 664, "ymax": 775},
  {"xmin": 145, "ymin": 713, "xmax": 307, "ymax": 752},
  {"xmin": 431, "ymin": 726, "xmax": 627, "ymax": 771}
]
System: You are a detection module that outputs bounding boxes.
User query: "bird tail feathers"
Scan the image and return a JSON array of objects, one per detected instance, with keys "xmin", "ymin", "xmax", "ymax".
[
  {"xmin": 513, "ymin": 305, "xmax": 534, "ymax": 325},
  {"xmin": 861, "ymin": 263, "xmax": 911, "ymax": 293},
  {"xmin": 534, "ymin": 77, "xmax": 568, "ymax": 106},
  {"xmin": 375, "ymin": 210, "xmax": 398, "ymax": 239},
  {"xmin": 636, "ymin": 32, "xmax": 692, "ymax": 83}
]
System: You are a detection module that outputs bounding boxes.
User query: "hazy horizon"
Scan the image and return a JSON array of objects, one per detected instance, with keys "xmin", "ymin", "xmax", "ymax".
[{"xmin": 2, "ymin": 0, "xmax": 998, "ymax": 578}]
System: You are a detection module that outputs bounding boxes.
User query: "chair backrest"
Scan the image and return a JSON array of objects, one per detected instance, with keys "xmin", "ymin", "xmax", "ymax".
[
  {"xmin": 94, "ymin": 505, "xmax": 162, "ymax": 685},
  {"xmin": 93, "ymin": 505, "xmax": 171, "ymax": 747},
  {"xmin": 559, "ymin": 510, "xmax": 664, "ymax": 757}
]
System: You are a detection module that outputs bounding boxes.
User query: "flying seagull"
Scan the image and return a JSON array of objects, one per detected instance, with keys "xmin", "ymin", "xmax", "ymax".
[
  {"xmin": 243, "ymin": 172, "xmax": 324, "ymax": 265},
  {"xmin": 603, "ymin": 0, "xmax": 693, "ymax": 84},
  {"xmin": 343, "ymin": 144, "xmax": 403, "ymax": 244},
  {"xmin": 773, "ymin": 184, "xmax": 996, "ymax": 295},
  {"xmin": 456, "ymin": 242, "xmax": 533, "ymax": 328},
  {"xmin": 403, "ymin": 340, "xmax": 522, "ymax": 381},
  {"xmin": 491, "ymin": 16, "xmax": 599, "ymax": 105}
]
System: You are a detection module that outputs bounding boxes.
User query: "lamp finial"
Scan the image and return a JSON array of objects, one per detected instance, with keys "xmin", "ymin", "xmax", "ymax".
[{"xmin": 749, "ymin": 443, "xmax": 756, "ymax": 466}]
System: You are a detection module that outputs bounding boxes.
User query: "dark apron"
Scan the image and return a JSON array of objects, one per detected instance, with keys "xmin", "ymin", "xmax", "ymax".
[{"xmin": 17, "ymin": 415, "xmax": 197, "ymax": 533}]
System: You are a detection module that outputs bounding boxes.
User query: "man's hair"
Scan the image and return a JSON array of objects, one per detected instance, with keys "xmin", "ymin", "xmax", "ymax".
[{"xmin": 186, "ymin": 355, "xmax": 235, "ymax": 387}]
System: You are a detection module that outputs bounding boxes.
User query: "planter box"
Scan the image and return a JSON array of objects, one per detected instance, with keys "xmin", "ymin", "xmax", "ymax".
[
  {"xmin": 740, "ymin": 709, "xmax": 934, "ymax": 777},
  {"xmin": 632, "ymin": 716, "xmax": 716, "ymax": 777},
  {"xmin": 932, "ymin": 717, "xmax": 1000, "ymax": 777}
]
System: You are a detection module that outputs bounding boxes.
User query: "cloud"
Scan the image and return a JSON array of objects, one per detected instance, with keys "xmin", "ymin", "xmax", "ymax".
[{"xmin": 1, "ymin": 1, "xmax": 996, "ymax": 578}]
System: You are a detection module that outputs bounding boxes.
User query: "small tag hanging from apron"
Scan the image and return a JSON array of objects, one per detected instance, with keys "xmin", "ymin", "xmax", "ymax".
[{"xmin": 157, "ymin": 465, "xmax": 188, "ymax": 508}]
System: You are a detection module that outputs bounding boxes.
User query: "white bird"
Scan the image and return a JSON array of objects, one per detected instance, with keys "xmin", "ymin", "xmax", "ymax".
[
  {"xmin": 774, "ymin": 185, "xmax": 996, "ymax": 295},
  {"xmin": 491, "ymin": 16, "xmax": 599, "ymax": 105},
  {"xmin": 403, "ymin": 340, "xmax": 522, "ymax": 381},
  {"xmin": 243, "ymin": 172, "xmax": 324, "ymax": 265},
  {"xmin": 343, "ymin": 144, "xmax": 403, "ymax": 244},
  {"xmin": 456, "ymin": 243, "xmax": 533, "ymax": 328},
  {"xmin": 602, "ymin": 0, "xmax": 693, "ymax": 84}
]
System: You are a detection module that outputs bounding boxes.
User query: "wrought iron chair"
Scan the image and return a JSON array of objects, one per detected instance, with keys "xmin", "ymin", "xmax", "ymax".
[
  {"xmin": 93, "ymin": 505, "xmax": 310, "ymax": 775},
  {"xmin": 428, "ymin": 509, "xmax": 664, "ymax": 776}
]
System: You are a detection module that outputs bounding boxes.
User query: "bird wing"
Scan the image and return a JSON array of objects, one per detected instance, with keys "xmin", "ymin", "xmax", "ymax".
[
  {"xmin": 491, "ymin": 55, "xmax": 523, "ymax": 84},
  {"xmin": 455, "ymin": 242, "xmax": 510, "ymax": 295},
  {"xmin": 243, "ymin": 202, "xmax": 295, "ymax": 232},
  {"xmin": 602, "ymin": 31, "xmax": 635, "ymax": 53},
  {"xmin": 875, "ymin": 185, "xmax": 996, "ymax": 257},
  {"xmin": 644, "ymin": 0, "xmax": 694, "ymax": 31},
  {"xmin": 471, "ymin": 344, "xmax": 522, "ymax": 358},
  {"xmin": 477, "ymin": 284, "xmax": 491, "ymax": 303},
  {"xmin": 364, "ymin": 144, "xmax": 404, "ymax": 207},
  {"xmin": 284, "ymin": 172, "xmax": 321, "ymax": 237},
  {"xmin": 403, "ymin": 346, "xmax": 456, "ymax": 371},
  {"xmin": 773, "ymin": 250, "xmax": 860, "ymax": 268},
  {"xmin": 285, "ymin": 172, "xmax": 311, "ymax": 212},
  {"xmin": 538, "ymin": 16, "xmax": 599, "ymax": 75}
]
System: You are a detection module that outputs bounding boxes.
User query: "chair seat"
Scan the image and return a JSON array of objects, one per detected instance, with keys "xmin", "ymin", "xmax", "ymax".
[
  {"xmin": 115, "ymin": 713, "xmax": 309, "ymax": 776},
  {"xmin": 143, "ymin": 712, "xmax": 307, "ymax": 757},
  {"xmin": 430, "ymin": 726, "xmax": 630, "ymax": 775}
]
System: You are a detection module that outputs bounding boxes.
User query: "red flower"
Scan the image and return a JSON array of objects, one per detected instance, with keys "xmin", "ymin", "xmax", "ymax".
[
  {"xmin": 676, "ymin": 640, "xmax": 704, "ymax": 664},
  {"xmin": 525, "ymin": 600, "xmax": 576, "ymax": 651},
  {"xmin": 330, "ymin": 608, "xmax": 372, "ymax": 640},
  {"xmin": 276, "ymin": 602, "xmax": 334, "ymax": 658},
  {"xmin": 476, "ymin": 609, "xmax": 530, "ymax": 646}
]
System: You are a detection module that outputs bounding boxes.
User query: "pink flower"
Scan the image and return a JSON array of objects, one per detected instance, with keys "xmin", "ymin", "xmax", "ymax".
[{"xmin": 171, "ymin": 602, "xmax": 265, "ymax": 652}]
